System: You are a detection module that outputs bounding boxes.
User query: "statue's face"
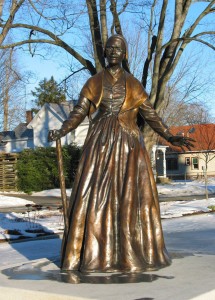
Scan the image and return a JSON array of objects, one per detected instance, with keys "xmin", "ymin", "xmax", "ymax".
[{"xmin": 105, "ymin": 37, "xmax": 126, "ymax": 66}]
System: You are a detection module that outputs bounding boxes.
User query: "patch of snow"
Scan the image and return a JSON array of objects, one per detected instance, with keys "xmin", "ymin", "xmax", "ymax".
[
  {"xmin": 162, "ymin": 212, "xmax": 215, "ymax": 233},
  {"xmin": 157, "ymin": 178, "xmax": 215, "ymax": 196},
  {"xmin": 0, "ymin": 209, "xmax": 63, "ymax": 241},
  {"xmin": 32, "ymin": 188, "xmax": 72, "ymax": 197},
  {"xmin": 0, "ymin": 196, "xmax": 34, "ymax": 208},
  {"xmin": 160, "ymin": 198, "xmax": 215, "ymax": 218}
]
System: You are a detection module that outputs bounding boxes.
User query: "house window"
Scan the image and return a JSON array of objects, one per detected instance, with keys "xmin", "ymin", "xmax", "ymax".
[
  {"xmin": 192, "ymin": 157, "xmax": 199, "ymax": 169},
  {"xmin": 166, "ymin": 158, "xmax": 178, "ymax": 170},
  {"xmin": 185, "ymin": 157, "xmax": 190, "ymax": 166}
]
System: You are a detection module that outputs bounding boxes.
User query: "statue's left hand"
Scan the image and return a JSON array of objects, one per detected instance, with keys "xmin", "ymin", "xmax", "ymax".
[{"xmin": 168, "ymin": 136, "xmax": 196, "ymax": 152}]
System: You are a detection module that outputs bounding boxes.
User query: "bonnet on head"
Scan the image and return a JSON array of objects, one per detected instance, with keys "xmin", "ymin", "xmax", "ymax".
[{"xmin": 105, "ymin": 34, "xmax": 129, "ymax": 60}]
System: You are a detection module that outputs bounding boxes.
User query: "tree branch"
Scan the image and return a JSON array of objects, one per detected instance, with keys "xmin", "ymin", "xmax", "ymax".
[
  {"xmin": 0, "ymin": 0, "xmax": 25, "ymax": 46},
  {"xmin": 182, "ymin": 0, "xmax": 215, "ymax": 39},
  {"xmin": 58, "ymin": 67, "xmax": 87, "ymax": 86},
  {"xmin": 153, "ymin": 0, "xmax": 215, "ymax": 110},
  {"xmin": 142, "ymin": 35, "xmax": 157, "ymax": 88},
  {"xmin": 142, "ymin": 0, "xmax": 157, "ymax": 88},
  {"xmin": 100, "ymin": 0, "xmax": 108, "ymax": 46},
  {"xmin": 0, "ymin": 0, "xmax": 4, "ymax": 20},
  {"xmin": 118, "ymin": 0, "xmax": 129, "ymax": 16},
  {"xmin": 110, "ymin": 0, "xmax": 123, "ymax": 35},
  {"xmin": 28, "ymin": 0, "xmax": 53, "ymax": 21},
  {"xmin": 159, "ymin": 0, "xmax": 192, "ymax": 81},
  {"xmin": 0, "ymin": 37, "xmax": 96, "ymax": 75},
  {"xmin": 86, "ymin": 0, "xmax": 105, "ymax": 72},
  {"xmin": 150, "ymin": 0, "xmax": 168, "ymax": 106},
  {"xmin": 161, "ymin": 33, "xmax": 215, "ymax": 51}
]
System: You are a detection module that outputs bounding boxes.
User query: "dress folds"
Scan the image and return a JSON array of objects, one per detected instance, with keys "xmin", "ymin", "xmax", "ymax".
[{"xmin": 60, "ymin": 68, "xmax": 171, "ymax": 272}]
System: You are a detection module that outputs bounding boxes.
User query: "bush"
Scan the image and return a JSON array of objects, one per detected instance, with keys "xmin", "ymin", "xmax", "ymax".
[
  {"xmin": 62, "ymin": 144, "xmax": 82, "ymax": 186},
  {"xmin": 17, "ymin": 144, "xmax": 82, "ymax": 193}
]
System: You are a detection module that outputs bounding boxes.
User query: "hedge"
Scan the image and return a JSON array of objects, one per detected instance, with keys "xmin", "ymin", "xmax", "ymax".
[{"xmin": 16, "ymin": 144, "xmax": 82, "ymax": 194}]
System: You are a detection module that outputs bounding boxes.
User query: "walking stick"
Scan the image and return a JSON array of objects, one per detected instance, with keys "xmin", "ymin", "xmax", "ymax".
[{"xmin": 56, "ymin": 138, "xmax": 69, "ymax": 236}]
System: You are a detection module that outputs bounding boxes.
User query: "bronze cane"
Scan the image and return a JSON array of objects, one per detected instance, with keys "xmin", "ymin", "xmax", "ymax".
[{"xmin": 56, "ymin": 138, "xmax": 69, "ymax": 236}]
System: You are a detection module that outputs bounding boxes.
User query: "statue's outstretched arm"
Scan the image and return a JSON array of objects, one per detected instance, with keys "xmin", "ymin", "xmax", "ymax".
[
  {"xmin": 48, "ymin": 96, "xmax": 90, "ymax": 142},
  {"xmin": 139, "ymin": 99, "xmax": 195, "ymax": 151},
  {"xmin": 139, "ymin": 99, "xmax": 172, "ymax": 140}
]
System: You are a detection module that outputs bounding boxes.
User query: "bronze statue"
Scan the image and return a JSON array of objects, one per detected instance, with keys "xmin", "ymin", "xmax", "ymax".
[{"xmin": 49, "ymin": 35, "xmax": 194, "ymax": 273}]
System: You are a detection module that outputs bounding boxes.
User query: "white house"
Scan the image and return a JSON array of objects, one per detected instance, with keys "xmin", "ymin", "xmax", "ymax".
[
  {"xmin": 0, "ymin": 123, "xmax": 34, "ymax": 153},
  {"xmin": 0, "ymin": 102, "xmax": 89, "ymax": 153}
]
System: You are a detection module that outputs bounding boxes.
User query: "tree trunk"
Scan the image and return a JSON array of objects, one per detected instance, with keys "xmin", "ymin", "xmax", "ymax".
[
  {"xmin": 3, "ymin": 91, "xmax": 9, "ymax": 131},
  {"xmin": 204, "ymin": 172, "xmax": 209, "ymax": 200},
  {"xmin": 100, "ymin": 0, "xmax": 108, "ymax": 46},
  {"xmin": 3, "ymin": 53, "xmax": 9, "ymax": 131},
  {"xmin": 0, "ymin": 0, "xmax": 4, "ymax": 19},
  {"xmin": 86, "ymin": 0, "xmax": 105, "ymax": 72},
  {"xmin": 3, "ymin": 49, "xmax": 13, "ymax": 131},
  {"xmin": 204, "ymin": 164, "xmax": 209, "ymax": 200}
]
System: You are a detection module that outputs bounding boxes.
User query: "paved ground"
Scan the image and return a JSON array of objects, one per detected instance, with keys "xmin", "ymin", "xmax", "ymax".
[
  {"xmin": 1, "ymin": 192, "xmax": 215, "ymax": 213},
  {"xmin": 0, "ymin": 194, "xmax": 63, "ymax": 213},
  {"xmin": 0, "ymin": 213, "xmax": 215, "ymax": 300}
]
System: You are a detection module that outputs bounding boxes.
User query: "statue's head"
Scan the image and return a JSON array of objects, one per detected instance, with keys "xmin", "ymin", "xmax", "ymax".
[{"xmin": 104, "ymin": 34, "xmax": 128, "ymax": 67}]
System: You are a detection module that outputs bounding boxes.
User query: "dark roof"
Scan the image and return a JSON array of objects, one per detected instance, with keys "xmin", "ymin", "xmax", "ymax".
[
  {"xmin": 0, "ymin": 131, "xmax": 15, "ymax": 141},
  {"xmin": 0, "ymin": 123, "xmax": 33, "ymax": 141},
  {"xmin": 159, "ymin": 123, "xmax": 215, "ymax": 152}
]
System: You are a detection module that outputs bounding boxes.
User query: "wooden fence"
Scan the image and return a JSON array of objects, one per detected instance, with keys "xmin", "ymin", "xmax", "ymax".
[{"xmin": 0, "ymin": 153, "xmax": 18, "ymax": 191}]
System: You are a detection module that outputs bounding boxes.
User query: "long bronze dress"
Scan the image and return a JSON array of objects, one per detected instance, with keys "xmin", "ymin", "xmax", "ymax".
[{"xmin": 60, "ymin": 68, "xmax": 171, "ymax": 272}]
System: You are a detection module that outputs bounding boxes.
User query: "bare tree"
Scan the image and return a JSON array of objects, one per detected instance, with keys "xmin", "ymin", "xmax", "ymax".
[
  {"xmin": 162, "ymin": 56, "xmax": 214, "ymax": 127},
  {"xmin": 140, "ymin": 0, "xmax": 215, "ymax": 150},
  {"xmin": 163, "ymin": 99, "xmax": 212, "ymax": 127},
  {"xmin": 0, "ymin": 48, "xmax": 27, "ymax": 130},
  {"xmin": 0, "ymin": 1, "xmax": 214, "ymax": 150}
]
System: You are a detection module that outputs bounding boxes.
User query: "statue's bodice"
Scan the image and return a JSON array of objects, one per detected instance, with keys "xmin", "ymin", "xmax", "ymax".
[{"xmin": 99, "ymin": 68, "xmax": 125, "ymax": 115}]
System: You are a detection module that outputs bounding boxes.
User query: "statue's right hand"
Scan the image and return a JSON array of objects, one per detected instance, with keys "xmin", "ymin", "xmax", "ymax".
[{"xmin": 48, "ymin": 129, "xmax": 62, "ymax": 142}]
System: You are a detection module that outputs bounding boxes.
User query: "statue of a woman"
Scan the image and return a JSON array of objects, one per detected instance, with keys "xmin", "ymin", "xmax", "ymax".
[{"xmin": 49, "ymin": 34, "xmax": 194, "ymax": 273}]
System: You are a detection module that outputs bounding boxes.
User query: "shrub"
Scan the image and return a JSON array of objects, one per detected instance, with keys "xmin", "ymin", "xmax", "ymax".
[{"xmin": 16, "ymin": 144, "xmax": 81, "ymax": 193}]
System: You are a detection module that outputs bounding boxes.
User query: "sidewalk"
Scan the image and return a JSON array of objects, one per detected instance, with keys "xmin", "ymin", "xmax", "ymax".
[{"xmin": 0, "ymin": 214, "xmax": 215, "ymax": 300}]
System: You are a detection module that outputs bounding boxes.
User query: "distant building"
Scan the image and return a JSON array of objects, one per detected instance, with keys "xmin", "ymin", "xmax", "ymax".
[
  {"xmin": 156, "ymin": 124, "xmax": 215, "ymax": 179},
  {"xmin": 0, "ymin": 101, "xmax": 89, "ymax": 153},
  {"xmin": 0, "ymin": 123, "xmax": 33, "ymax": 153}
]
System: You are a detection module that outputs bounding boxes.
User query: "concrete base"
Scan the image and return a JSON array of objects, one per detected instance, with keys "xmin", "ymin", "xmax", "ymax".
[
  {"xmin": 0, "ymin": 252, "xmax": 215, "ymax": 300},
  {"xmin": 0, "ymin": 287, "xmax": 86, "ymax": 300}
]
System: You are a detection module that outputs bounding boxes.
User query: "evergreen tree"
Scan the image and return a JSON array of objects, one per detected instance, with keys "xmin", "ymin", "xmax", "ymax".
[{"xmin": 31, "ymin": 76, "xmax": 66, "ymax": 108}]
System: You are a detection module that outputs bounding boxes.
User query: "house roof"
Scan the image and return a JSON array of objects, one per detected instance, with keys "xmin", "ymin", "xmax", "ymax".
[
  {"xmin": 48, "ymin": 101, "xmax": 88, "ymax": 124},
  {"xmin": 48, "ymin": 102, "xmax": 74, "ymax": 120},
  {"xmin": 159, "ymin": 123, "xmax": 215, "ymax": 152},
  {"xmin": 0, "ymin": 123, "xmax": 33, "ymax": 141},
  {"xmin": 27, "ymin": 101, "xmax": 77, "ymax": 128}
]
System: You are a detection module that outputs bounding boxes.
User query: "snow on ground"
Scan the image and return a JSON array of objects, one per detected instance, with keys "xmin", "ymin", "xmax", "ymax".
[
  {"xmin": 0, "ymin": 196, "xmax": 34, "ymax": 208},
  {"xmin": 32, "ymin": 188, "xmax": 72, "ymax": 197},
  {"xmin": 0, "ymin": 179, "xmax": 215, "ymax": 241},
  {"xmin": 1, "ymin": 178, "xmax": 214, "ymax": 200},
  {"xmin": 32, "ymin": 177, "xmax": 215, "ymax": 197},
  {"xmin": 0, "ymin": 209, "xmax": 64, "ymax": 241},
  {"xmin": 160, "ymin": 198, "xmax": 215, "ymax": 218},
  {"xmin": 158, "ymin": 177, "xmax": 215, "ymax": 197}
]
